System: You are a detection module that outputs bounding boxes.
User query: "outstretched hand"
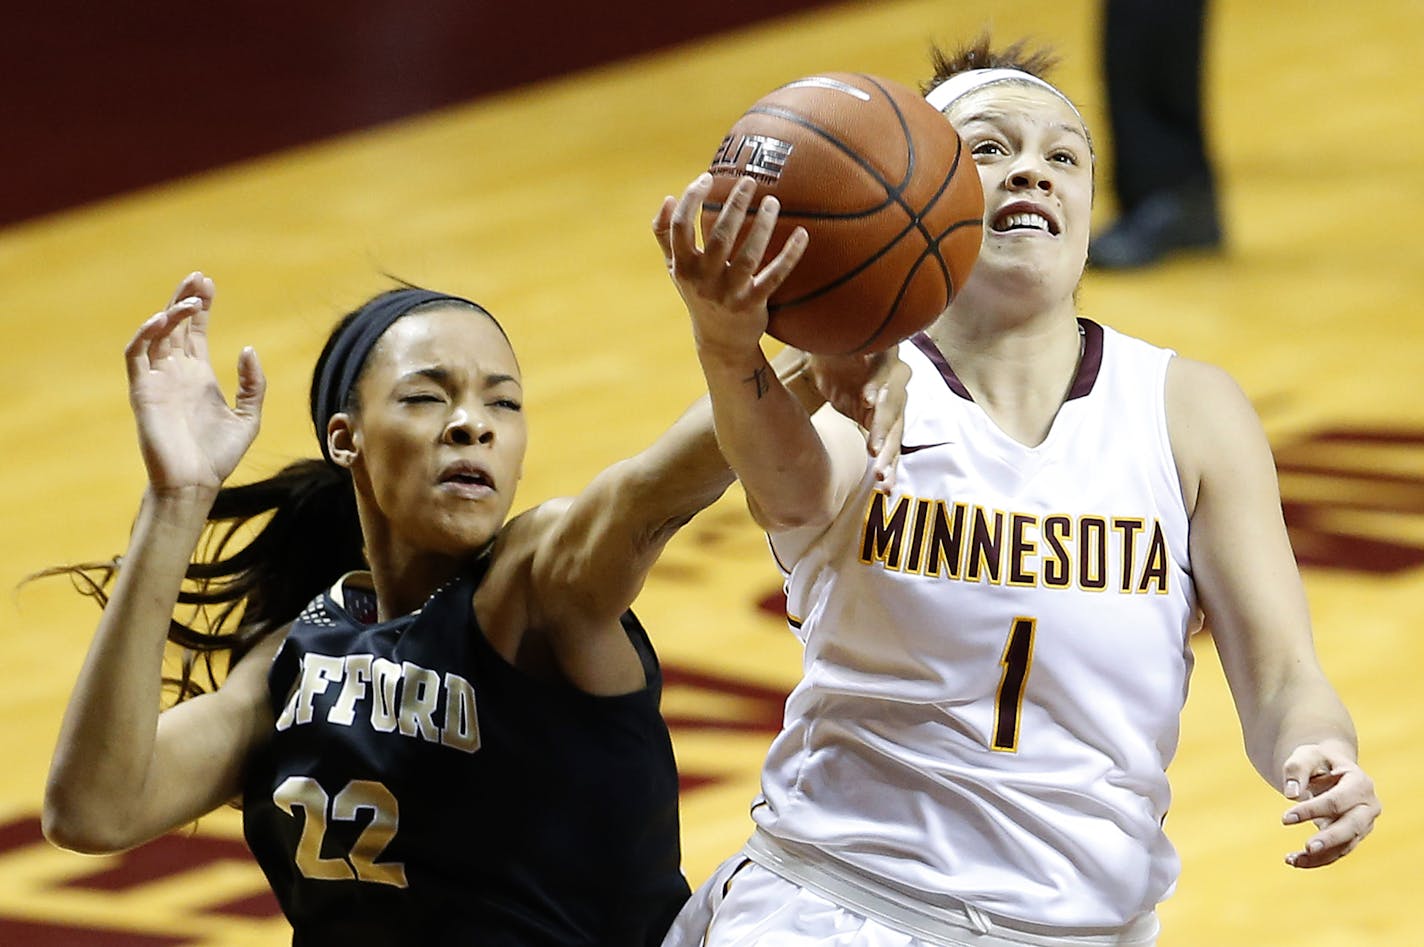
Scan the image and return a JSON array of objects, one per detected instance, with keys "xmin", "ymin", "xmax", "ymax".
[
  {"xmin": 1280, "ymin": 743, "xmax": 1381, "ymax": 868},
  {"xmin": 651, "ymin": 173, "xmax": 807, "ymax": 359},
  {"xmin": 125, "ymin": 272, "xmax": 265, "ymax": 496},
  {"xmin": 807, "ymin": 350, "xmax": 910, "ymax": 486}
]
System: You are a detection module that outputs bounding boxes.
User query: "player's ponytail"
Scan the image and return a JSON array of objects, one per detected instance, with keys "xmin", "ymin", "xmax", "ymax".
[{"xmin": 29, "ymin": 459, "xmax": 366, "ymax": 702}]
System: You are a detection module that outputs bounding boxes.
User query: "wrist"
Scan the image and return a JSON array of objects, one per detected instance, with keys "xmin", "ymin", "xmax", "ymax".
[
  {"xmin": 695, "ymin": 344, "xmax": 765, "ymax": 374},
  {"xmin": 141, "ymin": 485, "xmax": 220, "ymax": 524},
  {"xmin": 695, "ymin": 338, "xmax": 769, "ymax": 381},
  {"xmin": 770, "ymin": 348, "xmax": 826, "ymax": 414},
  {"xmin": 1306, "ymin": 734, "xmax": 1360, "ymax": 762}
]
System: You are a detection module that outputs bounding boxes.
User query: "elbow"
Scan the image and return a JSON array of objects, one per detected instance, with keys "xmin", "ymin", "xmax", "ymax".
[
  {"xmin": 750, "ymin": 501, "xmax": 831, "ymax": 535},
  {"xmin": 747, "ymin": 487, "xmax": 837, "ymax": 534},
  {"xmin": 42, "ymin": 782, "xmax": 135, "ymax": 855},
  {"xmin": 742, "ymin": 463, "xmax": 842, "ymax": 535}
]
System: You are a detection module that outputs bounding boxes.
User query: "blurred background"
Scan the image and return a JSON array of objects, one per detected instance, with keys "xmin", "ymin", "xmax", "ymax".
[{"xmin": 1, "ymin": 0, "xmax": 1418, "ymax": 943}]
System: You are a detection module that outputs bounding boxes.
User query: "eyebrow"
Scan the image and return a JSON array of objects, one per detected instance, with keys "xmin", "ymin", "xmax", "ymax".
[
  {"xmin": 397, "ymin": 367, "xmax": 521, "ymax": 389},
  {"xmin": 957, "ymin": 111, "xmax": 1091, "ymax": 145},
  {"xmin": 1053, "ymin": 123, "xmax": 1092, "ymax": 145}
]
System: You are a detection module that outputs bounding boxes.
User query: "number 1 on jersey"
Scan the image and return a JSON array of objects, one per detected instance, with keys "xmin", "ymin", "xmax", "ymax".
[{"xmin": 992, "ymin": 617, "xmax": 1036, "ymax": 752}]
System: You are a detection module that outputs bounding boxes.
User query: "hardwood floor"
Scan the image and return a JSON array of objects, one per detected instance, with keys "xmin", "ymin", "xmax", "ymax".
[{"xmin": 0, "ymin": 1, "xmax": 1416, "ymax": 942}]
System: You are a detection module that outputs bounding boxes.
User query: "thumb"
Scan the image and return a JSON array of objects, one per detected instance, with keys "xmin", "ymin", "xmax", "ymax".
[
  {"xmin": 651, "ymin": 195, "xmax": 677, "ymax": 269},
  {"xmin": 1281, "ymin": 745, "xmax": 1330, "ymax": 800},
  {"xmin": 866, "ymin": 383, "xmax": 893, "ymax": 454}
]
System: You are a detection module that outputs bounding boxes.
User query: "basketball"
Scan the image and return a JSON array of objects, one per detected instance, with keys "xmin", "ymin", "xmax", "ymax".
[{"xmin": 703, "ymin": 72, "xmax": 983, "ymax": 355}]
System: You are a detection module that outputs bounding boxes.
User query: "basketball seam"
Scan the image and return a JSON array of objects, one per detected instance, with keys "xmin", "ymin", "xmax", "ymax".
[
  {"xmin": 861, "ymin": 72, "xmax": 954, "ymax": 303},
  {"xmin": 749, "ymin": 77, "xmax": 974, "ymax": 353},
  {"xmin": 707, "ymin": 73, "xmax": 983, "ymax": 354},
  {"xmin": 770, "ymin": 134, "xmax": 978, "ymax": 351}
]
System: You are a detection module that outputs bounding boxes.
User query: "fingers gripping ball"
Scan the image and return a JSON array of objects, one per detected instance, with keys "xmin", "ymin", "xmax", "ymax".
[{"xmin": 704, "ymin": 73, "xmax": 984, "ymax": 355}]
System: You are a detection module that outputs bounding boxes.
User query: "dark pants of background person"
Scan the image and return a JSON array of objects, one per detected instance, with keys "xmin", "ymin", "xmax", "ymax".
[{"xmin": 1092, "ymin": 0, "xmax": 1221, "ymax": 268}]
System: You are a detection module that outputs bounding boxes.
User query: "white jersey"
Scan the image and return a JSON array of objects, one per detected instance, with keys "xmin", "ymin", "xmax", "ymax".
[{"xmin": 754, "ymin": 320, "xmax": 1197, "ymax": 929}]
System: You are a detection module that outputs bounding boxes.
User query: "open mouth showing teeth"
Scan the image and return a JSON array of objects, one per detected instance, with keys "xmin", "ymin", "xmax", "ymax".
[{"xmin": 992, "ymin": 211, "xmax": 1058, "ymax": 235}]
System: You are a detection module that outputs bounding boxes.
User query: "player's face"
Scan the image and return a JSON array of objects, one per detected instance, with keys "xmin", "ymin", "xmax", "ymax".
[
  {"xmin": 346, "ymin": 305, "xmax": 527, "ymax": 558},
  {"xmin": 947, "ymin": 85, "xmax": 1094, "ymax": 302}
]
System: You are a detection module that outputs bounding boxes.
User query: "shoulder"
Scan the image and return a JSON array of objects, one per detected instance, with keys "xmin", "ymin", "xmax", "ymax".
[
  {"xmin": 1165, "ymin": 356, "xmax": 1255, "ymax": 431},
  {"xmin": 474, "ymin": 500, "xmax": 570, "ymax": 625},
  {"xmin": 1087, "ymin": 321, "xmax": 1179, "ymax": 386},
  {"xmin": 482, "ymin": 501, "xmax": 565, "ymax": 590},
  {"xmin": 1164, "ymin": 356, "xmax": 1271, "ymax": 516},
  {"xmin": 232, "ymin": 624, "xmax": 291, "ymax": 677},
  {"xmin": 208, "ymin": 624, "xmax": 291, "ymax": 729},
  {"xmin": 497, "ymin": 500, "xmax": 569, "ymax": 553}
]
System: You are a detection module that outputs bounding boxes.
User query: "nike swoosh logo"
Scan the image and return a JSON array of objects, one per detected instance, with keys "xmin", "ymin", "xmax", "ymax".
[{"xmin": 899, "ymin": 441, "xmax": 953, "ymax": 455}]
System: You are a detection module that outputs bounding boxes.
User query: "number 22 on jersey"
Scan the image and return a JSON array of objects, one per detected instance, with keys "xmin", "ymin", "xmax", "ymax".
[{"xmin": 274, "ymin": 776, "xmax": 409, "ymax": 887}]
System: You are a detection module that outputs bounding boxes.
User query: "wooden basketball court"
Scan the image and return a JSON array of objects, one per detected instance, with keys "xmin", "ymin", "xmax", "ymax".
[{"xmin": 0, "ymin": 0, "xmax": 1417, "ymax": 942}]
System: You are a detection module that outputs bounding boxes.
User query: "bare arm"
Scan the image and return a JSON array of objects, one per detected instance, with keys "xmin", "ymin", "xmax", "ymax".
[
  {"xmin": 44, "ymin": 273, "xmax": 272, "ymax": 853},
  {"xmin": 526, "ymin": 395, "xmax": 733, "ymax": 657},
  {"xmin": 1168, "ymin": 357, "xmax": 1380, "ymax": 868},
  {"xmin": 525, "ymin": 349, "xmax": 819, "ymax": 694},
  {"xmin": 657, "ymin": 174, "xmax": 885, "ymax": 534},
  {"xmin": 517, "ymin": 179, "xmax": 913, "ymax": 694}
]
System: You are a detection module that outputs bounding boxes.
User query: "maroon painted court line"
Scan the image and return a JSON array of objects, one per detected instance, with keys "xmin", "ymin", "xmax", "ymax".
[{"xmin": 0, "ymin": 919, "xmax": 193, "ymax": 946}]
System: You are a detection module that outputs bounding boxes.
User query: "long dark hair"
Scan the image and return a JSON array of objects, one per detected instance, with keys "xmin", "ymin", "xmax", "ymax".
[
  {"xmin": 30, "ymin": 465, "xmax": 366, "ymax": 702},
  {"xmin": 31, "ymin": 287, "xmax": 495, "ymax": 702}
]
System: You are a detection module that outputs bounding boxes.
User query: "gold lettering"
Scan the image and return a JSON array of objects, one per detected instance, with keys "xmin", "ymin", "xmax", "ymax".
[
  {"xmin": 440, "ymin": 673, "xmax": 481, "ymax": 753},
  {"xmin": 1042, "ymin": 515, "xmax": 1072, "ymax": 588},
  {"xmin": 1113, "ymin": 518, "xmax": 1146, "ymax": 592},
  {"xmin": 860, "ymin": 491, "xmax": 912, "ymax": 570},
  {"xmin": 851, "ymin": 494, "xmax": 1172, "ymax": 601},
  {"xmin": 925, "ymin": 501, "xmax": 967, "ymax": 578},
  {"xmin": 966, "ymin": 508, "xmax": 1005, "ymax": 583},
  {"xmin": 398, "ymin": 662, "xmax": 442, "ymax": 742},
  {"xmin": 328, "ymin": 654, "xmax": 372, "ymax": 726},
  {"xmin": 289, "ymin": 654, "xmax": 345, "ymax": 727},
  {"xmin": 369, "ymin": 658, "xmax": 402, "ymax": 733},
  {"xmin": 1008, "ymin": 513, "xmax": 1038, "ymax": 586},
  {"xmin": 1138, "ymin": 522, "xmax": 1171, "ymax": 594},
  {"xmin": 903, "ymin": 498, "xmax": 935, "ymax": 574},
  {"xmin": 1079, "ymin": 516, "xmax": 1108, "ymax": 591}
]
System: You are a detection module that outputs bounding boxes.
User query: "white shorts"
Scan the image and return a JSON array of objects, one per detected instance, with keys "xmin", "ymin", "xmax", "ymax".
[{"xmin": 662, "ymin": 849, "xmax": 1159, "ymax": 947}]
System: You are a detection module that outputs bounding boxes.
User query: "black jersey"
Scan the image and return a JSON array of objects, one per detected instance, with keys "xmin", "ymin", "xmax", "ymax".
[{"xmin": 241, "ymin": 568, "xmax": 690, "ymax": 946}]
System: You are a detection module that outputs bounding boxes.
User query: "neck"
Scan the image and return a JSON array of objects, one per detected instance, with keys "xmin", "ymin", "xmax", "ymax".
[
  {"xmin": 365, "ymin": 548, "xmax": 465, "ymax": 620},
  {"xmin": 928, "ymin": 297, "xmax": 1081, "ymax": 377},
  {"xmin": 925, "ymin": 303, "xmax": 1085, "ymax": 446},
  {"xmin": 351, "ymin": 498, "xmax": 478, "ymax": 621}
]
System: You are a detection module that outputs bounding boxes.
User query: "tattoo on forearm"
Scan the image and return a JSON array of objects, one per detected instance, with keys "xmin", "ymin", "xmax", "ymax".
[{"xmin": 746, "ymin": 365, "xmax": 771, "ymax": 399}]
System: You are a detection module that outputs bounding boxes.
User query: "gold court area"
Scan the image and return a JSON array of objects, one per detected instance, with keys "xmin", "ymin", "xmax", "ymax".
[{"xmin": 0, "ymin": 0, "xmax": 1419, "ymax": 943}]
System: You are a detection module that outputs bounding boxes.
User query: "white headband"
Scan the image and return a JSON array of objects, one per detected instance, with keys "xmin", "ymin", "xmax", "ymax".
[{"xmin": 924, "ymin": 67, "xmax": 1083, "ymax": 122}]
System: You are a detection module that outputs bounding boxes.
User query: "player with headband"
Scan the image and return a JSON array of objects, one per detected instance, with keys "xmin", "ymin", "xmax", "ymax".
[
  {"xmin": 40, "ymin": 269, "xmax": 907, "ymax": 943},
  {"xmin": 658, "ymin": 34, "xmax": 1379, "ymax": 946}
]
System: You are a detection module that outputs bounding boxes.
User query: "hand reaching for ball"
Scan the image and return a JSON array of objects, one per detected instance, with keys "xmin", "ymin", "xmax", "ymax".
[
  {"xmin": 653, "ymin": 172, "xmax": 808, "ymax": 361},
  {"xmin": 685, "ymin": 72, "xmax": 983, "ymax": 355},
  {"xmin": 656, "ymin": 175, "xmax": 909, "ymax": 485}
]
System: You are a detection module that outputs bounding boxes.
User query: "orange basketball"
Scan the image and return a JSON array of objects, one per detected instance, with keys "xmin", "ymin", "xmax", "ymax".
[{"xmin": 704, "ymin": 72, "xmax": 983, "ymax": 355}]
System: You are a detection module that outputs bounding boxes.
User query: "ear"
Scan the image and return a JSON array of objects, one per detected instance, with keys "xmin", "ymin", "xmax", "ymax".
[{"xmin": 327, "ymin": 413, "xmax": 361, "ymax": 469}]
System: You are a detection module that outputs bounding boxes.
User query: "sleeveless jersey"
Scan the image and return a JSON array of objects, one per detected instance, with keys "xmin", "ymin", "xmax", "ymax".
[
  {"xmin": 753, "ymin": 320, "xmax": 1197, "ymax": 928},
  {"xmin": 241, "ymin": 567, "xmax": 689, "ymax": 946}
]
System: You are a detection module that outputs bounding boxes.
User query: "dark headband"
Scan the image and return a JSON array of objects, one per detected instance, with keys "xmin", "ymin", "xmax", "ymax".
[{"xmin": 311, "ymin": 289, "xmax": 484, "ymax": 462}]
